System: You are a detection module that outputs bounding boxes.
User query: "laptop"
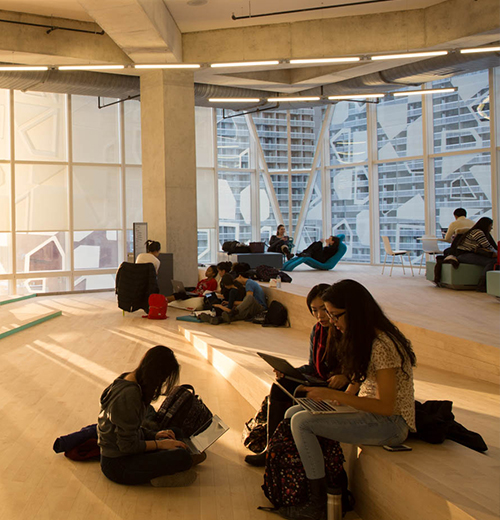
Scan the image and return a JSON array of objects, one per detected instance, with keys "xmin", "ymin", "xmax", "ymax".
[
  {"xmin": 257, "ymin": 352, "xmax": 329, "ymax": 387},
  {"xmin": 181, "ymin": 415, "xmax": 229, "ymax": 455},
  {"xmin": 275, "ymin": 380, "xmax": 357, "ymax": 415},
  {"xmin": 171, "ymin": 280, "xmax": 198, "ymax": 297}
]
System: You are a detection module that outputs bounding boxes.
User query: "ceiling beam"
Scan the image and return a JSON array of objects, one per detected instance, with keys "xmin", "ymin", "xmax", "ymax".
[{"xmin": 77, "ymin": 0, "xmax": 182, "ymax": 63}]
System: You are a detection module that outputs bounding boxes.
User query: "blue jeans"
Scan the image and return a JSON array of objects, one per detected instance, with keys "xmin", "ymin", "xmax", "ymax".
[{"xmin": 285, "ymin": 405, "xmax": 409, "ymax": 479}]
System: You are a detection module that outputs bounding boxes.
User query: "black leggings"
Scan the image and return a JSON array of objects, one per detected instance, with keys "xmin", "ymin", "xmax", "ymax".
[{"xmin": 100, "ymin": 430, "xmax": 192, "ymax": 485}]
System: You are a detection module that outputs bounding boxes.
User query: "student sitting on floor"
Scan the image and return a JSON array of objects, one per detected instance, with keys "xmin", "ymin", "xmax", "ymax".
[
  {"xmin": 200, "ymin": 274, "xmax": 246, "ymax": 325},
  {"xmin": 220, "ymin": 264, "xmax": 268, "ymax": 323},
  {"xmin": 97, "ymin": 345, "xmax": 205, "ymax": 488},
  {"xmin": 244, "ymin": 284, "xmax": 349, "ymax": 467},
  {"xmin": 279, "ymin": 280, "xmax": 416, "ymax": 520},
  {"xmin": 297, "ymin": 236, "xmax": 340, "ymax": 264},
  {"xmin": 166, "ymin": 265, "xmax": 218, "ymax": 303}
]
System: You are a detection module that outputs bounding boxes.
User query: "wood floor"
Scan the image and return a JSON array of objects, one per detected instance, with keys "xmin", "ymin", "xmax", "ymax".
[{"xmin": 0, "ymin": 293, "xmax": 361, "ymax": 520}]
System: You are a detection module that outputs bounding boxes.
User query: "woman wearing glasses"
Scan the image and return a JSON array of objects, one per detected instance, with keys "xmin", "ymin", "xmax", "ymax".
[{"xmin": 279, "ymin": 279, "xmax": 416, "ymax": 520}]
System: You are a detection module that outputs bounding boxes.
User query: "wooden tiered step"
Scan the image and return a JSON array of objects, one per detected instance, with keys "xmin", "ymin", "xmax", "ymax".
[{"xmin": 177, "ymin": 315, "xmax": 500, "ymax": 520}]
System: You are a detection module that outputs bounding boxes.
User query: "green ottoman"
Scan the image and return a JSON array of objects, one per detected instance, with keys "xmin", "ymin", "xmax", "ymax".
[
  {"xmin": 426, "ymin": 261, "xmax": 483, "ymax": 290},
  {"xmin": 486, "ymin": 271, "xmax": 500, "ymax": 297}
]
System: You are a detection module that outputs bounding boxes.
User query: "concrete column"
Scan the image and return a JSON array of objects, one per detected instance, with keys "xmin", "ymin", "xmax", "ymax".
[{"xmin": 140, "ymin": 70, "xmax": 198, "ymax": 285}]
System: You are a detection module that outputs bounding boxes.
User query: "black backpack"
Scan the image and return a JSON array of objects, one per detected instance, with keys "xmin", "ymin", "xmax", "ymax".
[
  {"xmin": 154, "ymin": 384, "xmax": 213, "ymax": 437},
  {"xmin": 263, "ymin": 301, "xmax": 288, "ymax": 327}
]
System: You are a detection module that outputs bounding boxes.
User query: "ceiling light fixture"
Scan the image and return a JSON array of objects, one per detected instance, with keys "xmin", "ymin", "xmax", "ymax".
[
  {"xmin": 134, "ymin": 64, "xmax": 201, "ymax": 69},
  {"xmin": 58, "ymin": 65, "xmax": 125, "ymax": 70},
  {"xmin": 393, "ymin": 87, "xmax": 457, "ymax": 97},
  {"xmin": 209, "ymin": 98, "xmax": 260, "ymax": 103},
  {"xmin": 211, "ymin": 60, "xmax": 280, "ymax": 68},
  {"xmin": 460, "ymin": 46, "xmax": 500, "ymax": 54},
  {"xmin": 371, "ymin": 51, "xmax": 448, "ymax": 61},
  {"xmin": 267, "ymin": 96, "xmax": 321, "ymax": 102},
  {"xmin": 0, "ymin": 66, "xmax": 48, "ymax": 71},
  {"xmin": 290, "ymin": 57, "xmax": 360, "ymax": 64},
  {"xmin": 328, "ymin": 93, "xmax": 385, "ymax": 100}
]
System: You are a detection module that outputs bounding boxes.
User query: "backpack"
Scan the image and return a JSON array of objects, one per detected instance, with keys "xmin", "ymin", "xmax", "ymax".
[
  {"xmin": 142, "ymin": 294, "xmax": 167, "ymax": 320},
  {"xmin": 242, "ymin": 396, "xmax": 268, "ymax": 454},
  {"xmin": 222, "ymin": 240, "xmax": 240, "ymax": 253},
  {"xmin": 154, "ymin": 384, "xmax": 213, "ymax": 437},
  {"xmin": 263, "ymin": 300, "xmax": 288, "ymax": 327},
  {"xmin": 261, "ymin": 419, "xmax": 352, "ymax": 512},
  {"xmin": 256, "ymin": 265, "xmax": 280, "ymax": 282}
]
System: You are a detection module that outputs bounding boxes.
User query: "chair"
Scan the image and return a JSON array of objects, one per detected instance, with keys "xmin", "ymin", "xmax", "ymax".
[
  {"xmin": 282, "ymin": 235, "xmax": 347, "ymax": 272},
  {"xmin": 418, "ymin": 237, "xmax": 443, "ymax": 274},
  {"xmin": 381, "ymin": 236, "xmax": 414, "ymax": 276}
]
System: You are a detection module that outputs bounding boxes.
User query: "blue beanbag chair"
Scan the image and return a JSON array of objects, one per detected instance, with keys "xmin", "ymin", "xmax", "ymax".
[{"xmin": 282, "ymin": 234, "xmax": 347, "ymax": 272}]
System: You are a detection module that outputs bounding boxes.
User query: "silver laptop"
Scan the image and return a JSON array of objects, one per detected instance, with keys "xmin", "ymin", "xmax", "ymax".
[
  {"xmin": 171, "ymin": 280, "xmax": 186, "ymax": 293},
  {"xmin": 181, "ymin": 415, "xmax": 229, "ymax": 455},
  {"xmin": 276, "ymin": 380, "xmax": 357, "ymax": 415}
]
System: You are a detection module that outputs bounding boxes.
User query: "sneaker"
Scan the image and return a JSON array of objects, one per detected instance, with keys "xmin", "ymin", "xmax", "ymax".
[
  {"xmin": 150, "ymin": 469, "xmax": 197, "ymax": 487},
  {"xmin": 199, "ymin": 313, "xmax": 212, "ymax": 323},
  {"xmin": 210, "ymin": 316, "xmax": 222, "ymax": 325},
  {"xmin": 221, "ymin": 312, "xmax": 232, "ymax": 323},
  {"xmin": 191, "ymin": 451, "xmax": 207, "ymax": 466},
  {"xmin": 244, "ymin": 451, "xmax": 267, "ymax": 467},
  {"xmin": 286, "ymin": 253, "xmax": 295, "ymax": 261}
]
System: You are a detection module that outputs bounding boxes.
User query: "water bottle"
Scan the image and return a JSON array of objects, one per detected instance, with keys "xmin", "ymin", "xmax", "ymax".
[
  {"xmin": 276, "ymin": 275, "xmax": 281, "ymax": 288},
  {"xmin": 327, "ymin": 487, "xmax": 342, "ymax": 520}
]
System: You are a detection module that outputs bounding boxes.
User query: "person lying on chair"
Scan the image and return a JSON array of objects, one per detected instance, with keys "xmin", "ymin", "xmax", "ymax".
[{"xmin": 297, "ymin": 236, "xmax": 340, "ymax": 264}]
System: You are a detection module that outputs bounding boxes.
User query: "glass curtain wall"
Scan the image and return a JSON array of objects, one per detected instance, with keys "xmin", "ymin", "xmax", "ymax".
[
  {"xmin": 196, "ymin": 67, "xmax": 499, "ymax": 266},
  {"xmin": 0, "ymin": 90, "xmax": 142, "ymax": 295}
]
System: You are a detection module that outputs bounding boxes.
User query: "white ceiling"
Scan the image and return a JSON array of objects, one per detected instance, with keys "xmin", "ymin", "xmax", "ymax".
[{"xmin": 0, "ymin": 0, "xmax": 444, "ymax": 32}]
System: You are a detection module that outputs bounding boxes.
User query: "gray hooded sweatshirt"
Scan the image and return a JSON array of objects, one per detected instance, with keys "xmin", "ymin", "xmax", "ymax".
[{"xmin": 97, "ymin": 374, "xmax": 156, "ymax": 458}]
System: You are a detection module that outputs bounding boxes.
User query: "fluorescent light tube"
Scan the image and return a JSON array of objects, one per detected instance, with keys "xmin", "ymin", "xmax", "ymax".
[
  {"xmin": 209, "ymin": 98, "xmax": 260, "ymax": 103},
  {"xmin": 0, "ymin": 66, "xmax": 48, "ymax": 71},
  {"xmin": 393, "ymin": 88, "xmax": 457, "ymax": 97},
  {"xmin": 460, "ymin": 46, "xmax": 500, "ymax": 54},
  {"xmin": 290, "ymin": 57, "xmax": 360, "ymax": 64},
  {"xmin": 372, "ymin": 51, "xmax": 448, "ymax": 61},
  {"xmin": 328, "ymin": 94, "xmax": 385, "ymax": 100},
  {"xmin": 134, "ymin": 64, "xmax": 200, "ymax": 69},
  {"xmin": 211, "ymin": 60, "xmax": 280, "ymax": 68},
  {"xmin": 267, "ymin": 96, "xmax": 321, "ymax": 102},
  {"xmin": 58, "ymin": 65, "xmax": 125, "ymax": 70}
]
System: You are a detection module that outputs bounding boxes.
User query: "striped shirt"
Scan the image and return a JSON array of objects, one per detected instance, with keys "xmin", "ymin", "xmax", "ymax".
[{"xmin": 457, "ymin": 229, "xmax": 496, "ymax": 253}]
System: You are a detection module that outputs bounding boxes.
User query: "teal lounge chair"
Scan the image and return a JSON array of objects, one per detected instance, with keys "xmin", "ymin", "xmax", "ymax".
[{"xmin": 282, "ymin": 234, "xmax": 347, "ymax": 272}]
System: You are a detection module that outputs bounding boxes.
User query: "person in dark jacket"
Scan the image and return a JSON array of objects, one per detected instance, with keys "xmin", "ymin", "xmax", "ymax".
[
  {"xmin": 297, "ymin": 236, "xmax": 340, "ymax": 264},
  {"xmin": 268, "ymin": 224, "xmax": 293, "ymax": 260},
  {"xmin": 98, "ymin": 345, "xmax": 204, "ymax": 487}
]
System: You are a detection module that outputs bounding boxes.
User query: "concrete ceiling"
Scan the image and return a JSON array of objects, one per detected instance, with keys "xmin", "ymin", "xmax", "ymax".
[{"xmin": 0, "ymin": 0, "xmax": 498, "ymax": 96}]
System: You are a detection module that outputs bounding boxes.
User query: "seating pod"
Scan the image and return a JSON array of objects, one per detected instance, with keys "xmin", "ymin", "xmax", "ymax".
[{"xmin": 282, "ymin": 234, "xmax": 347, "ymax": 272}]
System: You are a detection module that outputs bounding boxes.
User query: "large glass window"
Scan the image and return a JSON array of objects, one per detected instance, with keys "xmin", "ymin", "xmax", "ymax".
[
  {"xmin": 218, "ymin": 171, "xmax": 252, "ymax": 245},
  {"xmin": 14, "ymin": 91, "xmax": 67, "ymax": 162},
  {"xmin": 216, "ymin": 110, "xmax": 250, "ymax": 169},
  {"xmin": 377, "ymin": 94, "xmax": 423, "ymax": 159},
  {"xmin": 379, "ymin": 160, "xmax": 425, "ymax": 257},
  {"xmin": 297, "ymin": 170, "xmax": 323, "ymax": 251},
  {"xmin": 332, "ymin": 166, "xmax": 370, "ymax": 262},
  {"xmin": 0, "ymin": 163, "xmax": 11, "ymax": 233},
  {"xmin": 16, "ymin": 232, "xmax": 69, "ymax": 273},
  {"xmin": 0, "ymin": 89, "xmax": 9, "ymax": 160},
  {"xmin": 254, "ymin": 110, "xmax": 288, "ymax": 171},
  {"xmin": 330, "ymin": 102, "xmax": 368, "ymax": 165},
  {"xmin": 433, "ymin": 70, "xmax": 490, "ymax": 153}
]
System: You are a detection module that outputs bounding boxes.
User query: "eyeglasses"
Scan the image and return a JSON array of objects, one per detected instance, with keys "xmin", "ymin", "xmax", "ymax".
[{"xmin": 326, "ymin": 310, "xmax": 346, "ymax": 323}]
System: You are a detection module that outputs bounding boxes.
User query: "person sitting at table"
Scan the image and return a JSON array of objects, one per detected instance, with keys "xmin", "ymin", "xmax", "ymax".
[
  {"xmin": 444, "ymin": 208, "xmax": 475, "ymax": 243},
  {"xmin": 136, "ymin": 240, "xmax": 161, "ymax": 274}
]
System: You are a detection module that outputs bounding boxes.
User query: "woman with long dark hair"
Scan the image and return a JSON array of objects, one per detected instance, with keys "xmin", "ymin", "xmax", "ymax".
[
  {"xmin": 98, "ymin": 346, "xmax": 202, "ymax": 487},
  {"xmin": 268, "ymin": 224, "xmax": 293, "ymax": 260},
  {"xmin": 455, "ymin": 217, "xmax": 497, "ymax": 291},
  {"xmin": 245, "ymin": 284, "xmax": 348, "ymax": 467},
  {"xmin": 280, "ymin": 280, "xmax": 416, "ymax": 520}
]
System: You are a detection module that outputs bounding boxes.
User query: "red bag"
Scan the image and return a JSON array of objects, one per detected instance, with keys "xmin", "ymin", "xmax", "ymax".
[{"xmin": 143, "ymin": 294, "xmax": 167, "ymax": 320}]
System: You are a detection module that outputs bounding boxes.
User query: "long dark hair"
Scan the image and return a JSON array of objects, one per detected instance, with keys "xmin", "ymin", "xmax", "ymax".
[
  {"xmin": 145, "ymin": 240, "xmax": 161, "ymax": 253},
  {"xmin": 322, "ymin": 280, "xmax": 416, "ymax": 383},
  {"xmin": 306, "ymin": 283, "xmax": 331, "ymax": 314},
  {"xmin": 135, "ymin": 346, "xmax": 180, "ymax": 404},
  {"xmin": 217, "ymin": 261, "xmax": 232, "ymax": 273},
  {"xmin": 458, "ymin": 217, "xmax": 496, "ymax": 249}
]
